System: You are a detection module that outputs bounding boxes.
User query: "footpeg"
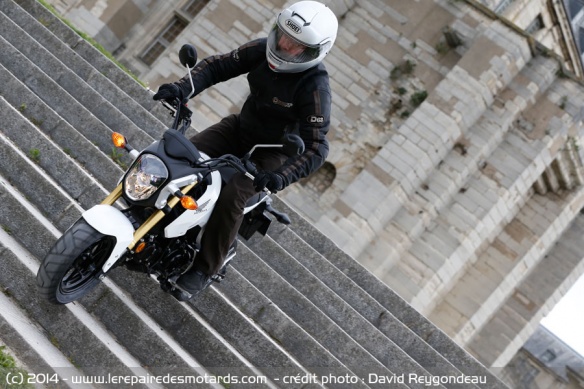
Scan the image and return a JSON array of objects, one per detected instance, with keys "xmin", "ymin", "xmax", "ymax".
[
  {"xmin": 211, "ymin": 273, "xmax": 226, "ymax": 283},
  {"xmin": 266, "ymin": 204, "xmax": 291, "ymax": 225}
]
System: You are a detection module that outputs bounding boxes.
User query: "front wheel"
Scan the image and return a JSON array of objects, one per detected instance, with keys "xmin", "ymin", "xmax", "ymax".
[{"xmin": 37, "ymin": 219, "xmax": 115, "ymax": 304}]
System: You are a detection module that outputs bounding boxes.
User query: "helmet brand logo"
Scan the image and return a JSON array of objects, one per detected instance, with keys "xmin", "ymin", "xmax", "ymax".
[{"xmin": 285, "ymin": 19, "xmax": 302, "ymax": 34}]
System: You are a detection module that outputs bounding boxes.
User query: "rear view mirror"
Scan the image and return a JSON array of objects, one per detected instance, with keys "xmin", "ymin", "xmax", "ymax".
[
  {"xmin": 281, "ymin": 134, "xmax": 305, "ymax": 156},
  {"xmin": 179, "ymin": 44, "xmax": 198, "ymax": 68}
]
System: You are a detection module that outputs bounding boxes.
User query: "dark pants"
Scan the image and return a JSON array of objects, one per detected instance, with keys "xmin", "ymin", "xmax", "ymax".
[{"xmin": 188, "ymin": 114, "xmax": 287, "ymax": 275}]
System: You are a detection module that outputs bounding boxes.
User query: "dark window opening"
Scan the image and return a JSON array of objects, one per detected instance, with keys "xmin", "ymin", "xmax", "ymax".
[
  {"xmin": 525, "ymin": 14, "xmax": 544, "ymax": 35},
  {"xmin": 494, "ymin": 0, "xmax": 515, "ymax": 14},
  {"xmin": 540, "ymin": 349, "xmax": 557, "ymax": 363},
  {"xmin": 182, "ymin": 0, "xmax": 211, "ymax": 18},
  {"xmin": 140, "ymin": 16, "xmax": 188, "ymax": 66}
]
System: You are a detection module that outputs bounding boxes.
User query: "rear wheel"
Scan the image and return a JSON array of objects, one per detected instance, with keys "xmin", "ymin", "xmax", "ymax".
[{"xmin": 37, "ymin": 219, "xmax": 115, "ymax": 304}]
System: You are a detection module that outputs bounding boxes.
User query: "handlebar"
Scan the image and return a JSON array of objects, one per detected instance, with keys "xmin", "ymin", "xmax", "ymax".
[
  {"xmin": 203, "ymin": 155, "xmax": 272, "ymax": 195},
  {"xmin": 206, "ymin": 154, "xmax": 257, "ymax": 175},
  {"xmin": 161, "ymin": 98, "xmax": 192, "ymax": 134}
]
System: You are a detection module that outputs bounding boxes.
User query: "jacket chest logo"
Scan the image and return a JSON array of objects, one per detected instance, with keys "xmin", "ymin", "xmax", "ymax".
[
  {"xmin": 273, "ymin": 97, "xmax": 293, "ymax": 108},
  {"xmin": 307, "ymin": 115, "xmax": 324, "ymax": 123}
]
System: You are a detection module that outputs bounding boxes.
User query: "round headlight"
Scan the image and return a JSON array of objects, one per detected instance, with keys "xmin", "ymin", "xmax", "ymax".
[{"xmin": 124, "ymin": 154, "xmax": 168, "ymax": 201}]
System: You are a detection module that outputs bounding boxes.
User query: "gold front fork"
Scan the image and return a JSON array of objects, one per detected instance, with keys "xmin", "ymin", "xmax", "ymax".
[
  {"xmin": 99, "ymin": 182, "xmax": 197, "ymax": 251},
  {"xmin": 101, "ymin": 183, "xmax": 123, "ymax": 205},
  {"xmin": 128, "ymin": 182, "xmax": 197, "ymax": 250}
]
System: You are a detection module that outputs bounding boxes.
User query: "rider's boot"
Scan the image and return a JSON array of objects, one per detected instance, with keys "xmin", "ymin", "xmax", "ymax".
[{"xmin": 174, "ymin": 240, "xmax": 237, "ymax": 299}]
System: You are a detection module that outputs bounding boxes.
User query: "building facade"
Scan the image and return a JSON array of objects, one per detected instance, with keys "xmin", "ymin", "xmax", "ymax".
[
  {"xmin": 501, "ymin": 325, "xmax": 584, "ymax": 388},
  {"xmin": 46, "ymin": 0, "xmax": 584, "ymax": 373},
  {"xmin": 480, "ymin": 0, "xmax": 583, "ymax": 78}
]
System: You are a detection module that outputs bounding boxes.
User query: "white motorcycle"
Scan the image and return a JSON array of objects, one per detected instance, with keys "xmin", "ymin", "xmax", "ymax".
[{"xmin": 36, "ymin": 44, "xmax": 303, "ymax": 304}]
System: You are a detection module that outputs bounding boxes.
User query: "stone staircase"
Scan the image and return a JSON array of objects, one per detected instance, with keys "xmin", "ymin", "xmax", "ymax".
[{"xmin": 0, "ymin": 0, "xmax": 509, "ymax": 388}]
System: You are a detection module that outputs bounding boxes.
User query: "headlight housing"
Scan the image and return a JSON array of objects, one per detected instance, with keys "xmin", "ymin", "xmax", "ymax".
[{"xmin": 124, "ymin": 154, "xmax": 168, "ymax": 201}]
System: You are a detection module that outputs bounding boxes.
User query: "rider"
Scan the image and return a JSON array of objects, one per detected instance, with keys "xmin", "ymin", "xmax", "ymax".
[{"xmin": 153, "ymin": 0, "xmax": 338, "ymax": 296}]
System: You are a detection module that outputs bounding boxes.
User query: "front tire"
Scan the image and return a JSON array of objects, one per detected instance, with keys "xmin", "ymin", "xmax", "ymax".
[{"xmin": 37, "ymin": 219, "xmax": 115, "ymax": 304}]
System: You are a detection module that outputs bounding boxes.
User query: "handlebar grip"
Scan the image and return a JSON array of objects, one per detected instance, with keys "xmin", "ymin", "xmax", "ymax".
[{"xmin": 243, "ymin": 160, "xmax": 258, "ymax": 175}]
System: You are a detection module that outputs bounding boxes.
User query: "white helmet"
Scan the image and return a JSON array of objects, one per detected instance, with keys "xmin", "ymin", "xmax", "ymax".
[{"xmin": 266, "ymin": 1, "xmax": 338, "ymax": 73}]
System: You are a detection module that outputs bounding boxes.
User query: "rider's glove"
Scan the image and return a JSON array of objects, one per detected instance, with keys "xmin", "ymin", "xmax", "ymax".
[
  {"xmin": 253, "ymin": 171, "xmax": 285, "ymax": 193},
  {"xmin": 153, "ymin": 83, "xmax": 184, "ymax": 102}
]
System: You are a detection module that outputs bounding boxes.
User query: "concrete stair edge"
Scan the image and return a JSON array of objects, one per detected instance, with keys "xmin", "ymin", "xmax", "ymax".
[
  {"xmin": 11, "ymin": 0, "xmax": 166, "ymax": 121},
  {"xmin": 0, "ymin": 0, "xmax": 166, "ymax": 136}
]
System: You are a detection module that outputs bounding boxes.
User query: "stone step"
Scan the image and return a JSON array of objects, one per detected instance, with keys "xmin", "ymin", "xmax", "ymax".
[
  {"xmin": 0, "ymin": 233, "xmax": 263, "ymax": 389},
  {"xmin": 230, "ymin": 240, "xmax": 435, "ymax": 389},
  {"xmin": 0, "ymin": 0, "xmax": 165, "ymax": 138},
  {"xmin": 0, "ymin": 278, "xmax": 85, "ymax": 388},
  {"xmin": 200, "ymin": 264, "xmax": 366, "ymax": 386},
  {"xmin": 262, "ymin": 221, "xmax": 474, "ymax": 384},
  {"xmin": 7, "ymin": 0, "xmax": 169, "ymax": 123},
  {"xmin": 0, "ymin": 29, "xmax": 154, "ymax": 154},
  {"xmin": 0, "ymin": 97, "xmax": 104, "ymax": 216},
  {"xmin": 242, "ymin": 233, "xmax": 474, "ymax": 388},
  {"xmin": 8, "ymin": 0, "xmax": 209, "ymax": 131},
  {"xmin": 0, "ymin": 63, "xmax": 124, "ymax": 190}
]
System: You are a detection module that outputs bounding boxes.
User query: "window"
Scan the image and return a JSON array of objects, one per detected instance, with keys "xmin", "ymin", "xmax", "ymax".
[
  {"xmin": 494, "ymin": 0, "xmax": 515, "ymax": 14},
  {"xmin": 182, "ymin": 0, "xmax": 211, "ymax": 18},
  {"xmin": 578, "ymin": 26, "xmax": 584, "ymax": 51},
  {"xmin": 525, "ymin": 14, "xmax": 544, "ymax": 35},
  {"xmin": 568, "ymin": 0, "xmax": 582, "ymax": 19},
  {"xmin": 540, "ymin": 349, "xmax": 557, "ymax": 363},
  {"xmin": 140, "ymin": 16, "xmax": 188, "ymax": 65}
]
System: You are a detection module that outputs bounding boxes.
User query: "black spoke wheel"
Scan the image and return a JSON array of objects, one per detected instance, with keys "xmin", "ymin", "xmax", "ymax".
[
  {"xmin": 37, "ymin": 219, "xmax": 116, "ymax": 304},
  {"xmin": 58, "ymin": 238, "xmax": 114, "ymax": 297}
]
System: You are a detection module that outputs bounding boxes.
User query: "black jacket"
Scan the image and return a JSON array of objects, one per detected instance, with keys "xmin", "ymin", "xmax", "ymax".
[{"xmin": 176, "ymin": 38, "xmax": 331, "ymax": 187}]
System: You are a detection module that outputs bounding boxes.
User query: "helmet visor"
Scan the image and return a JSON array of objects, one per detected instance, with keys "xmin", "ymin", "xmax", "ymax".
[{"xmin": 267, "ymin": 24, "xmax": 321, "ymax": 64}]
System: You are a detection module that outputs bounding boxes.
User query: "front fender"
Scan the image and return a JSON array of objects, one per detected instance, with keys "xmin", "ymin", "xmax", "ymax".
[{"xmin": 82, "ymin": 204, "xmax": 135, "ymax": 273}]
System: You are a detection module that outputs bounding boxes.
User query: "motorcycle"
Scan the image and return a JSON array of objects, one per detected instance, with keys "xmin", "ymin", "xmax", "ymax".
[{"xmin": 36, "ymin": 44, "xmax": 304, "ymax": 304}]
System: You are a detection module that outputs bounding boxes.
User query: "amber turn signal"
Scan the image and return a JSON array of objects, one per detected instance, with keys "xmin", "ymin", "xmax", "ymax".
[
  {"xmin": 112, "ymin": 132, "xmax": 127, "ymax": 148},
  {"xmin": 135, "ymin": 242, "xmax": 147, "ymax": 253},
  {"xmin": 180, "ymin": 196, "xmax": 198, "ymax": 210}
]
